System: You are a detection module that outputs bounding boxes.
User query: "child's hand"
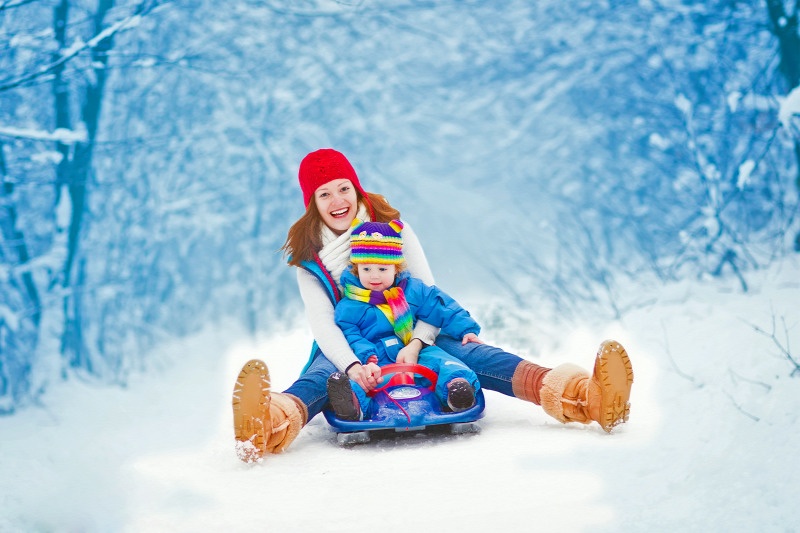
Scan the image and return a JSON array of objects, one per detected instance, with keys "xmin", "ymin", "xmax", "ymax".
[
  {"xmin": 347, "ymin": 361, "xmax": 384, "ymax": 391},
  {"xmin": 462, "ymin": 333, "xmax": 483, "ymax": 345},
  {"xmin": 396, "ymin": 348, "xmax": 419, "ymax": 366},
  {"xmin": 396, "ymin": 346, "xmax": 419, "ymax": 382},
  {"xmin": 396, "ymin": 338, "xmax": 423, "ymax": 365}
]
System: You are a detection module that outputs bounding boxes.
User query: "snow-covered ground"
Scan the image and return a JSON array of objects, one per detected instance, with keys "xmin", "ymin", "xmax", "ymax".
[{"xmin": 1, "ymin": 257, "xmax": 799, "ymax": 532}]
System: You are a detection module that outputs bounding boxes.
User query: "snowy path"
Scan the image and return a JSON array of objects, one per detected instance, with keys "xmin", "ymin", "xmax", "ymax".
[{"xmin": 2, "ymin": 260, "xmax": 799, "ymax": 532}]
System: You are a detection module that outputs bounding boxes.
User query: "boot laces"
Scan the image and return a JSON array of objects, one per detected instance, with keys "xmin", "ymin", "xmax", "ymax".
[
  {"xmin": 561, "ymin": 397, "xmax": 588, "ymax": 407},
  {"xmin": 271, "ymin": 420, "xmax": 290, "ymax": 434}
]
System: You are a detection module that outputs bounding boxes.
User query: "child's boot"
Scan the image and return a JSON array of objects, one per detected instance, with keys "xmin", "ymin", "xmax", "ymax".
[
  {"xmin": 327, "ymin": 372, "xmax": 361, "ymax": 421},
  {"xmin": 537, "ymin": 340, "xmax": 633, "ymax": 432},
  {"xmin": 232, "ymin": 359, "xmax": 307, "ymax": 463},
  {"xmin": 446, "ymin": 377, "xmax": 476, "ymax": 411}
]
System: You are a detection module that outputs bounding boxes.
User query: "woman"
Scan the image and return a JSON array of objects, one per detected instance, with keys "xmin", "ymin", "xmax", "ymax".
[{"xmin": 232, "ymin": 148, "xmax": 633, "ymax": 463}]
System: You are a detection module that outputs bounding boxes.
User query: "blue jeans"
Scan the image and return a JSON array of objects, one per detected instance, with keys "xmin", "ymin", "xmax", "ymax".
[
  {"xmin": 282, "ymin": 346, "xmax": 337, "ymax": 421},
  {"xmin": 285, "ymin": 336, "xmax": 526, "ymax": 422},
  {"xmin": 434, "ymin": 334, "xmax": 524, "ymax": 397}
]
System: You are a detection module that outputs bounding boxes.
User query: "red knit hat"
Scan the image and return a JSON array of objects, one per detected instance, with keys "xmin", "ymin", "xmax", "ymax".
[{"xmin": 298, "ymin": 149, "xmax": 370, "ymax": 209}]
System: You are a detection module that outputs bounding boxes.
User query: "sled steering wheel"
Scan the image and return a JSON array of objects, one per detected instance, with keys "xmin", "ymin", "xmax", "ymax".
[{"xmin": 366, "ymin": 363, "xmax": 438, "ymax": 397}]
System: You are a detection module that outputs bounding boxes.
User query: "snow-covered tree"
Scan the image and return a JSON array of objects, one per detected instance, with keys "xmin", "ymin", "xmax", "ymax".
[{"xmin": 1, "ymin": 0, "xmax": 798, "ymax": 413}]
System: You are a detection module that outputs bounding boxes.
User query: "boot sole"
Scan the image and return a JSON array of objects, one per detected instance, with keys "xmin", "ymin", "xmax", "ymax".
[
  {"xmin": 327, "ymin": 374, "xmax": 360, "ymax": 421},
  {"xmin": 447, "ymin": 379, "xmax": 476, "ymax": 412},
  {"xmin": 232, "ymin": 359, "xmax": 271, "ymax": 462},
  {"xmin": 594, "ymin": 340, "xmax": 634, "ymax": 433}
]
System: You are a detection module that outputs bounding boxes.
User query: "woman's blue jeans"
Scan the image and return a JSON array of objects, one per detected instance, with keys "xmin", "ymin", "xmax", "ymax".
[
  {"xmin": 284, "ymin": 335, "xmax": 526, "ymax": 421},
  {"xmin": 433, "ymin": 334, "xmax": 524, "ymax": 397},
  {"xmin": 283, "ymin": 346, "xmax": 338, "ymax": 421}
]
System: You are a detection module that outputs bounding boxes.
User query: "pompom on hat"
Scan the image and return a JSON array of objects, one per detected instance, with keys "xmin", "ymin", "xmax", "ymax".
[
  {"xmin": 298, "ymin": 149, "xmax": 372, "ymax": 212},
  {"xmin": 349, "ymin": 219, "xmax": 405, "ymax": 265}
]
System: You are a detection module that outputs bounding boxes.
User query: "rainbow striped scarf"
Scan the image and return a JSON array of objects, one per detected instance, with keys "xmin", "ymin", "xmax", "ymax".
[{"xmin": 344, "ymin": 280, "xmax": 413, "ymax": 346}]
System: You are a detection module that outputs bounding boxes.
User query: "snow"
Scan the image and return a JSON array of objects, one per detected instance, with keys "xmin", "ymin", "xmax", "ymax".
[
  {"xmin": 1, "ymin": 258, "xmax": 799, "ymax": 532},
  {"xmin": 778, "ymin": 85, "xmax": 800, "ymax": 129},
  {"xmin": 737, "ymin": 159, "xmax": 755, "ymax": 189},
  {"xmin": 0, "ymin": 125, "xmax": 87, "ymax": 144}
]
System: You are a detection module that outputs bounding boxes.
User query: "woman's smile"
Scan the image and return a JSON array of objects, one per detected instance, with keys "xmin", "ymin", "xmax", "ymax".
[
  {"xmin": 314, "ymin": 179, "xmax": 358, "ymax": 233},
  {"xmin": 329, "ymin": 206, "xmax": 350, "ymax": 219}
]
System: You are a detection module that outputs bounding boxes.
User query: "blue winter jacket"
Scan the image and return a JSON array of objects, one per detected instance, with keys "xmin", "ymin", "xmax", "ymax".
[{"xmin": 335, "ymin": 269, "xmax": 480, "ymax": 363}]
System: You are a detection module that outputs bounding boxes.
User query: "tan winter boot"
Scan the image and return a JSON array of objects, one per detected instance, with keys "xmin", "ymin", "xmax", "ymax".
[
  {"xmin": 540, "ymin": 340, "xmax": 633, "ymax": 433},
  {"xmin": 232, "ymin": 359, "xmax": 307, "ymax": 463}
]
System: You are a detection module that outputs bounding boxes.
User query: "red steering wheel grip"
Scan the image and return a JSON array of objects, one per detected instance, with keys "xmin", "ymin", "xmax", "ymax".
[{"xmin": 366, "ymin": 363, "xmax": 438, "ymax": 397}]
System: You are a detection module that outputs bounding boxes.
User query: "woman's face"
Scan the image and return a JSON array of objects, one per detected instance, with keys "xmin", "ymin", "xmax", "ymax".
[{"xmin": 314, "ymin": 179, "xmax": 359, "ymax": 233}]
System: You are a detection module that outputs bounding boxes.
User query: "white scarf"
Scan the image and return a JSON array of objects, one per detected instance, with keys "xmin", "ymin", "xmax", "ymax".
[{"xmin": 317, "ymin": 203, "xmax": 369, "ymax": 289}]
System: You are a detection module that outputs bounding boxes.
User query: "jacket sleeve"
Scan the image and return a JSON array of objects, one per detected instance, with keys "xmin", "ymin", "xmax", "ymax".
[
  {"xmin": 410, "ymin": 279, "xmax": 481, "ymax": 339},
  {"xmin": 334, "ymin": 302, "xmax": 380, "ymax": 363},
  {"xmin": 297, "ymin": 268, "xmax": 360, "ymax": 372}
]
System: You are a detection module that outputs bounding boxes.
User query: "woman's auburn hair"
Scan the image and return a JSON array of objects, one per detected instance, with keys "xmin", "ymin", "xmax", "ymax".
[{"xmin": 282, "ymin": 191, "xmax": 401, "ymax": 266}]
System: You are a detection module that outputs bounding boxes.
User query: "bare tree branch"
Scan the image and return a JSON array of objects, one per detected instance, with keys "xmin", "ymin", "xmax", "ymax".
[
  {"xmin": 744, "ymin": 313, "xmax": 800, "ymax": 377},
  {"xmin": 0, "ymin": 2, "xmax": 155, "ymax": 93},
  {"xmin": 0, "ymin": 0, "xmax": 38, "ymax": 12},
  {"xmin": 661, "ymin": 320, "xmax": 703, "ymax": 387},
  {"xmin": 722, "ymin": 390, "xmax": 761, "ymax": 422}
]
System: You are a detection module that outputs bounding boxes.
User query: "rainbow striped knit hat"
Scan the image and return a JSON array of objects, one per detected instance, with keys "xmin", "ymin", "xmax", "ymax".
[{"xmin": 350, "ymin": 219, "xmax": 405, "ymax": 265}]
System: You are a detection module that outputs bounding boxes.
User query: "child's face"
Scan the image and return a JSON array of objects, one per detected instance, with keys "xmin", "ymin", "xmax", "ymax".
[{"xmin": 357, "ymin": 263, "xmax": 397, "ymax": 292}]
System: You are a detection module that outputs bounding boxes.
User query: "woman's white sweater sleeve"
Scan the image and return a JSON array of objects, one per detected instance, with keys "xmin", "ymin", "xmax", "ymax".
[
  {"xmin": 400, "ymin": 221, "xmax": 440, "ymax": 345},
  {"xmin": 296, "ymin": 268, "xmax": 359, "ymax": 372}
]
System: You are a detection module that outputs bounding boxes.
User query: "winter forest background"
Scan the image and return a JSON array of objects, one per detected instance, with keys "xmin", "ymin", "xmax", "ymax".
[{"xmin": 1, "ymin": 0, "xmax": 800, "ymax": 414}]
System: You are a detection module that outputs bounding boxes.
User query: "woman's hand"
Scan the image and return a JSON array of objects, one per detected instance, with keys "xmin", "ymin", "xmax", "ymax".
[
  {"xmin": 462, "ymin": 332, "xmax": 483, "ymax": 345},
  {"xmin": 347, "ymin": 361, "xmax": 383, "ymax": 391}
]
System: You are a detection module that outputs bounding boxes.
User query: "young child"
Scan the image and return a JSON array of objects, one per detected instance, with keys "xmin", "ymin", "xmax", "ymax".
[{"xmin": 328, "ymin": 219, "xmax": 482, "ymax": 420}]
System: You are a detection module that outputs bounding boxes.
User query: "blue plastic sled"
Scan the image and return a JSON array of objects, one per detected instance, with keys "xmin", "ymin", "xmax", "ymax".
[{"xmin": 323, "ymin": 363, "xmax": 486, "ymax": 445}]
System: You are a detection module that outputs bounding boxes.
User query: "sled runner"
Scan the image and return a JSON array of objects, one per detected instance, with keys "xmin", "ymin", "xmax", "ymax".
[{"xmin": 323, "ymin": 363, "xmax": 485, "ymax": 445}]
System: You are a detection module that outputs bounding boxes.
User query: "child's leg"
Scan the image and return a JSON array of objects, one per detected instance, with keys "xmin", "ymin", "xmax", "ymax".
[
  {"xmin": 351, "ymin": 378, "xmax": 372, "ymax": 416},
  {"xmin": 326, "ymin": 372, "xmax": 373, "ymax": 420},
  {"xmin": 445, "ymin": 378, "xmax": 476, "ymax": 411},
  {"xmin": 417, "ymin": 347, "xmax": 480, "ymax": 407}
]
